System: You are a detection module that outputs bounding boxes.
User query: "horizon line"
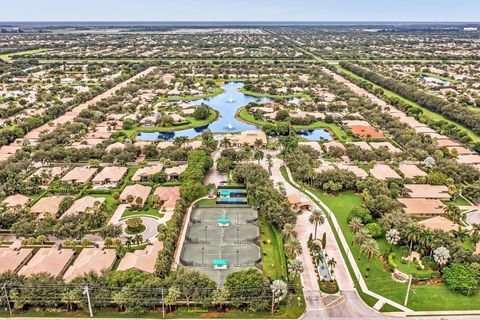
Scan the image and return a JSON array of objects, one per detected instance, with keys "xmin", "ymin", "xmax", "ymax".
[{"xmin": 1, "ymin": 20, "xmax": 479, "ymax": 24}]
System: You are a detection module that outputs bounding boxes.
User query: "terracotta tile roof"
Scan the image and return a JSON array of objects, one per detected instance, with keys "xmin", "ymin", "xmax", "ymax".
[
  {"xmin": 120, "ymin": 184, "xmax": 152, "ymax": 206},
  {"xmin": 0, "ymin": 248, "xmax": 33, "ymax": 274},
  {"xmin": 369, "ymin": 164, "xmax": 401, "ymax": 180},
  {"xmin": 417, "ymin": 216, "xmax": 461, "ymax": 233},
  {"xmin": 61, "ymin": 167, "xmax": 97, "ymax": 184},
  {"xmin": 31, "ymin": 196, "xmax": 65, "ymax": 218},
  {"xmin": 18, "ymin": 248, "xmax": 75, "ymax": 277},
  {"xmin": 2, "ymin": 194, "xmax": 30, "ymax": 207},
  {"xmin": 398, "ymin": 198, "xmax": 446, "ymax": 216},
  {"xmin": 63, "ymin": 248, "xmax": 116, "ymax": 282},
  {"xmin": 63, "ymin": 196, "xmax": 105, "ymax": 218},
  {"xmin": 153, "ymin": 186, "xmax": 180, "ymax": 211},
  {"xmin": 398, "ymin": 164, "xmax": 427, "ymax": 179},
  {"xmin": 92, "ymin": 166, "xmax": 127, "ymax": 184},
  {"xmin": 132, "ymin": 165, "xmax": 164, "ymax": 181},
  {"xmin": 404, "ymin": 184, "xmax": 451, "ymax": 200},
  {"xmin": 117, "ymin": 242, "xmax": 163, "ymax": 274}
]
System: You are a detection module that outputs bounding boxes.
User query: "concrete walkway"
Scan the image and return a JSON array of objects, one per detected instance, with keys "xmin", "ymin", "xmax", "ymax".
[{"xmin": 108, "ymin": 204, "xmax": 128, "ymax": 224}]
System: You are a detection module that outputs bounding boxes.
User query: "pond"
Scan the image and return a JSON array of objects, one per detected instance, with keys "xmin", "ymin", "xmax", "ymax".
[
  {"xmin": 421, "ymin": 74, "xmax": 450, "ymax": 85},
  {"xmin": 136, "ymin": 82, "xmax": 332, "ymax": 141}
]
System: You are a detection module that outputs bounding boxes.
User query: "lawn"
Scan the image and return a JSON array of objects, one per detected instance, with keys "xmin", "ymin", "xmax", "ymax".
[
  {"xmin": 280, "ymin": 166, "xmax": 480, "ymax": 311},
  {"xmin": 259, "ymin": 217, "xmax": 288, "ymax": 281},
  {"xmin": 238, "ymin": 86, "xmax": 312, "ymax": 100},
  {"xmin": 0, "ymin": 48, "xmax": 53, "ymax": 62},
  {"xmin": 123, "ymin": 109, "xmax": 219, "ymax": 137},
  {"xmin": 237, "ymin": 107, "xmax": 350, "ymax": 141},
  {"xmin": 156, "ymin": 86, "xmax": 224, "ymax": 102},
  {"xmin": 336, "ymin": 65, "xmax": 480, "ymax": 143},
  {"xmin": 122, "ymin": 206, "xmax": 165, "ymax": 219}
]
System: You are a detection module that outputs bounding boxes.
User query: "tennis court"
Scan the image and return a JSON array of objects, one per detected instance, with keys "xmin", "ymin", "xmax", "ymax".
[{"xmin": 180, "ymin": 205, "xmax": 261, "ymax": 287}]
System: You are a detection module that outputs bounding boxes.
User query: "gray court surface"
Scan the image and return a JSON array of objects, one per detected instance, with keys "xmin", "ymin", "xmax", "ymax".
[{"xmin": 180, "ymin": 205, "xmax": 262, "ymax": 287}]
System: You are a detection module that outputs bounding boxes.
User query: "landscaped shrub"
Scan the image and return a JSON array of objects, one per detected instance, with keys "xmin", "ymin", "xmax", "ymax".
[
  {"xmin": 442, "ymin": 263, "xmax": 479, "ymax": 296},
  {"xmin": 388, "ymin": 253, "xmax": 397, "ymax": 270},
  {"xmin": 347, "ymin": 207, "xmax": 373, "ymax": 224},
  {"xmin": 319, "ymin": 280, "xmax": 339, "ymax": 294},
  {"xmin": 364, "ymin": 222, "xmax": 383, "ymax": 238}
]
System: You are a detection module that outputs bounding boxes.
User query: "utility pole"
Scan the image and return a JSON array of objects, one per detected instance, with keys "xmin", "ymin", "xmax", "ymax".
[
  {"xmin": 404, "ymin": 275, "xmax": 412, "ymax": 306},
  {"xmin": 83, "ymin": 285, "xmax": 94, "ymax": 317},
  {"xmin": 271, "ymin": 289, "xmax": 275, "ymax": 314},
  {"xmin": 161, "ymin": 287, "xmax": 165, "ymax": 319},
  {"xmin": 2, "ymin": 284, "xmax": 12, "ymax": 316}
]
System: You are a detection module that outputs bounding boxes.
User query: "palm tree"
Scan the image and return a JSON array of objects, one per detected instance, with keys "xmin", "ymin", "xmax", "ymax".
[
  {"xmin": 405, "ymin": 225, "xmax": 421, "ymax": 253},
  {"xmin": 453, "ymin": 229, "xmax": 468, "ymax": 242},
  {"xmin": 327, "ymin": 257, "xmax": 337, "ymax": 274},
  {"xmin": 353, "ymin": 229, "xmax": 370, "ymax": 259},
  {"xmin": 284, "ymin": 238, "xmax": 302, "ymax": 258},
  {"xmin": 348, "ymin": 217, "xmax": 364, "ymax": 244},
  {"xmin": 220, "ymin": 138, "xmax": 231, "ymax": 148},
  {"xmin": 360, "ymin": 238, "xmax": 380, "ymax": 278},
  {"xmin": 125, "ymin": 236, "xmax": 133, "ymax": 248},
  {"xmin": 308, "ymin": 210, "xmax": 325, "ymax": 240},
  {"xmin": 287, "ymin": 259, "xmax": 304, "ymax": 280},
  {"xmin": 444, "ymin": 204, "xmax": 465, "ymax": 224},
  {"xmin": 254, "ymin": 138, "xmax": 264, "ymax": 150},
  {"xmin": 385, "ymin": 229, "xmax": 400, "ymax": 246},
  {"xmin": 417, "ymin": 229, "xmax": 434, "ymax": 256},
  {"xmin": 254, "ymin": 149, "xmax": 264, "ymax": 165},
  {"xmin": 173, "ymin": 136, "xmax": 188, "ymax": 148},
  {"xmin": 281, "ymin": 223, "xmax": 297, "ymax": 240},
  {"xmin": 266, "ymin": 154, "xmax": 273, "ymax": 174}
]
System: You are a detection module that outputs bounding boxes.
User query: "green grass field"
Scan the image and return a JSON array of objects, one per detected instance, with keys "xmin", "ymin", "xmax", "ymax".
[
  {"xmin": 125, "ymin": 109, "xmax": 219, "ymax": 137},
  {"xmin": 259, "ymin": 217, "xmax": 288, "ymax": 281},
  {"xmin": 336, "ymin": 65, "xmax": 480, "ymax": 143},
  {"xmin": 280, "ymin": 166, "xmax": 480, "ymax": 311},
  {"xmin": 0, "ymin": 48, "xmax": 53, "ymax": 62},
  {"xmin": 238, "ymin": 86, "xmax": 312, "ymax": 100}
]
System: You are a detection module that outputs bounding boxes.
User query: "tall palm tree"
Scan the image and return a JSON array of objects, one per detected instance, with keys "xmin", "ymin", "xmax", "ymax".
[
  {"xmin": 419, "ymin": 229, "xmax": 434, "ymax": 256},
  {"xmin": 254, "ymin": 149, "xmax": 264, "ymax": 165},
  {"xmin": 444, "ymin": 204, "xmax": 465, "ymax": 224},
  {"xmin": 254, "ymin": 138, "xmax": 264, "ymax": 150},
  {"xmin": 281, "ymin": 223, "xmax": 297, "ymax": 240},
  {"xmin": 266, "ymin": 154, "xmax": 273, "ymax": 174},
  {"xmin": 220, "ymin": 138, "xmax": 231, "ymax": 148},
  {"xmin": 173, "ymin": 136, "xmax": 188, "ymax": 148},
  {"xmin": 360, "ymin": 238, "xmax": 380, "ymax": 278},
  {"xmin": 284, "ymin": 238, "xmax": 302, "ymax": 258},
  {"xmin": 353, "ymin": 229, "xmax": 370, "ymax": 259},
  {"xmin": 327, "ymin": 257, "xmax": 337, "ymax": 274},
  {"xmin": 287, "ymin": 259, "xmax": 304, "ymax": 280},
  {"xmin": 405, "ymin": 225, "xmax": 421, "ymax": 253},
  {"xmin": 308, "ymin": 210, "xmax": 325, "ymax": 240},
  {"xmin": 125, "ymin": 236, "xmax": 133, "ymax": 248},
  {"xmin": 348, "ymin": 217, "xmax": 364, "ymax": 244}
]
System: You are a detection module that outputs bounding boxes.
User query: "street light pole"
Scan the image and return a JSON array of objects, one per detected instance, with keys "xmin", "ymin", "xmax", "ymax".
[{"xmin": 83, "ymin": 285, "xmax": 93, "ymax": 317}]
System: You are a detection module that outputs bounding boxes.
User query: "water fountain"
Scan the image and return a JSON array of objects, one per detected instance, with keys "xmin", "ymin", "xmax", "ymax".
[
  {"xmin": 226, "ymin": 121, "xmax": 234, "ymax": 131},
  {"xmin": 227, "ymin": 96, "xmax": 235, "ymax": 103}
]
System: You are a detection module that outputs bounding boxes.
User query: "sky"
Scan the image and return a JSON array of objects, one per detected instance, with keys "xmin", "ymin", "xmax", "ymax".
[{"xmin": 0, "ymin": 0, "xmax": 478, "ymax": 22}]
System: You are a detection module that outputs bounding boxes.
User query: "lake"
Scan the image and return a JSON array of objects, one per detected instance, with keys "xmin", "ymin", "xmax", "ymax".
[{"xmin": 136, "ymin": 82, "xmax": 332, "ymax": 141}]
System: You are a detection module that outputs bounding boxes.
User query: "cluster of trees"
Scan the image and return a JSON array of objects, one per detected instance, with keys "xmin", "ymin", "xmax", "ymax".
[
  {"xmin": 339, "ymin": 62, "xmax": 480, "ymax": 137},
  {"xmin": 155, "ymin": 149, "xmax": 213, "ymax": 277},
  {"xmin": 0, "ymin": 267, "xmax": 289, "ymax": 314},
  {"xmin": 1, "ymin": 200, "xmax": 110, "ymax": 240},
  {"xmin": 232, "ymin": 163, "xmax": 296, "ymax": 229}
]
